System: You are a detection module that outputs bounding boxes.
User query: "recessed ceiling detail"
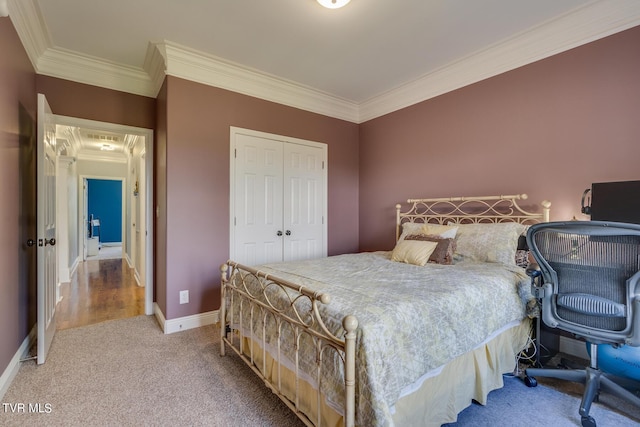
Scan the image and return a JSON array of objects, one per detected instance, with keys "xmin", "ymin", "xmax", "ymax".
[{"xmin": 87, "ymin": 134, "xmax": 120, "ymax": 143}]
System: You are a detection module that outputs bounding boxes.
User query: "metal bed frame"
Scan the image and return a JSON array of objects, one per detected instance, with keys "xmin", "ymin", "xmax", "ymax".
[{"xmin": 220, "ymin": 194, "xmax": 550, "ymax": 427}]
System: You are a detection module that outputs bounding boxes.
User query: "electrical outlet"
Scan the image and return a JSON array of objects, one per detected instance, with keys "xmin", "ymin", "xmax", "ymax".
[{"xmin": 179, "ymin": 290, "xmax": 189, "ymax": 304}]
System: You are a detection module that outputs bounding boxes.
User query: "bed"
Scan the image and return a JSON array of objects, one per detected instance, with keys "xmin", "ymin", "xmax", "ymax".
[{"xmin": 220, "ymin": 194, "xmax": 551, "ymax": 427}]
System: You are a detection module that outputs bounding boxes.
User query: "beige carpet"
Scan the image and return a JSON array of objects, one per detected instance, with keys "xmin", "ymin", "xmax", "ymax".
[
  {"xmin": 2, "ymin": 316, "xmax": 304, "ymax": 427},
  {"xmin": 3, "ymin": 316, "xmax": 639, "ymax": 426}
]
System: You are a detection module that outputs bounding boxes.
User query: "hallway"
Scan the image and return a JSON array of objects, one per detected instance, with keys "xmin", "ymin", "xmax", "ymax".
[{"xmin": 56, "ymin": 255, "xmax": 145, "ymax": 330}]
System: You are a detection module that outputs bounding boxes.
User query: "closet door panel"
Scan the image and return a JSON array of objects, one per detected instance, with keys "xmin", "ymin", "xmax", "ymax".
[
  {"xmin": 283, "ymin": 143, "xmax": 324, "ymax": 262},
  {"xmin": 234, "ymin": 134, "xmax": 284, "ymax": 265}
]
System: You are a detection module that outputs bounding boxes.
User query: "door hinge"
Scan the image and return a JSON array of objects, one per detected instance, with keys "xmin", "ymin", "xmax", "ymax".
[
  {"xmin": 234, "ymin": 148, "xmax": 237, "ymax": 158},
  {"xmin": 322, "ymin": 161, "xmax": 325, "ymax": 169},
  {"xmin": 234, "ymin": 217, "xmax": 236, "ymax": 226}
]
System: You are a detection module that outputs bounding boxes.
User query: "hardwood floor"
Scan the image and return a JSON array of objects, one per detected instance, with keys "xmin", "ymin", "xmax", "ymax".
[{"xmin": 56, "ymin": 257, "xmax": 145, "ymax": 330}]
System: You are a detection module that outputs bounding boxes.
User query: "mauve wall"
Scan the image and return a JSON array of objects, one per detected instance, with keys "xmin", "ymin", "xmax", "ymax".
[
  {"xmin": 155, "ymin": 81, "xmax": 168, "ymax": 318},
  {"xmin": 35, "ymin": 76, "xmax": 156, "ymax": 130},
  {"xmin": 162, "ymin": 76, "xmax": 360, "ymax": 319},
  {"xmin": 0, "ymin": 17, "xmax": 36, "ymax": 381},
  {"xmin": 359, "ymin": 26, "xmax": 640, "ymax": 251}
]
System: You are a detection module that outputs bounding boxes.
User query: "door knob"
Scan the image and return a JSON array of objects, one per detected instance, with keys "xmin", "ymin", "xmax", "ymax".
[
  {"xmin": 285, "ymin": 230, "xmax": 291, "ymax": 236},
  {"xmin": 277, "ymin": 230, "xmax": 283, "ymax": 236},
  {"xmin": 44, "ymin": 238, "xmax": 56, "ymax": 246},
  {"xmin": 26, "ymin": 239, "xmax": 36, "ymax": 247}
]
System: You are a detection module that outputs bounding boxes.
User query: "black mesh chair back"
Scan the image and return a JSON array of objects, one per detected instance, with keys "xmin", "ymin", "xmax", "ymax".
[
  {"xmin": 528, "ymin": 221, "xmax": 640, "ymax": 344},
  {"xmin": 525, "ymin": 221, "xmax": 640, "ymax": 427}
]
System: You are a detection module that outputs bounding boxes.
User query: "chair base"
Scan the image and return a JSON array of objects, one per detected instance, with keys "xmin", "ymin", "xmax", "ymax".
[{"xmin": 525, "ymin": 366, "xmax": 640, "ymax": 427}]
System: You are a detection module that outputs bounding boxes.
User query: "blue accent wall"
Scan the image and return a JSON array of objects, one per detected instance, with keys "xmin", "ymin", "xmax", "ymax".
[{"xmin": 87, "ymin": 179, "xmax": 122, "ymax": 243}]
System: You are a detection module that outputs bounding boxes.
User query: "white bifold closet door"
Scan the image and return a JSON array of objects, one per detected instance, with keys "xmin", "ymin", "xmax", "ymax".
[{"xmin": 231, "ymin": 128, "xmax": 327, "ymax": 266}]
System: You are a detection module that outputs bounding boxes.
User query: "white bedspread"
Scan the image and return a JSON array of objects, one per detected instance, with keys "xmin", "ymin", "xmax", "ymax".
[{"xmin": 244, "ymin": 251, "xmax": 533, "ymax": 426}]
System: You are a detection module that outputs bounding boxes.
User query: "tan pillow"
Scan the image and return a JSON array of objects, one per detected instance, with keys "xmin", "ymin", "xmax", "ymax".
[
  {"xmin": 405, "ymin": 234, "xmax": 456, "ymax": 265},
  {"xmin": 451, "ymin": 222, "xmax": 526, "ymax": 265},
  {"xmin": 391, "ymin": 240, "xmax": 438, "ymax": 266}
]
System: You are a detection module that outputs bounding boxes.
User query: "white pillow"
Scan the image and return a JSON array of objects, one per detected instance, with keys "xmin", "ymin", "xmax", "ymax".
[
  {"xmin": 452, "ymin": 222, "xmax": 526, "ymax": 265},
  {"xmin": 399, "ymin": 222, "xmax": 458, "ymax": 240},
  {"xmin": 391, "ymin": 240, "xmax": 438, "ymax": 266}
]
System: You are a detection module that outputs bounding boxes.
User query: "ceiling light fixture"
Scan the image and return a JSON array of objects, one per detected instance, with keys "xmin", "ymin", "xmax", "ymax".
[
  {"xmin": 100, "ymin": 144, "xmax": 114, "ymax": 151},
  {"xmin": 317, "ymin": 0, "xmax": 351, "ymax": 9}
]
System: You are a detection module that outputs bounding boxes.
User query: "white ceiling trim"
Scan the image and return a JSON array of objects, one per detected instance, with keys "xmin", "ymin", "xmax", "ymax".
[
  {"xmin": 37, "ymin": 47, "xmax": 157, "ymax": 97},
  {"xmin": 7, "ymin": 0, "xmax": 49, "ymax": 64},
  {"xmin": 76, "ymin": 151, "xmax": 128, "ymax": 164},
  {"xmin": 8, "ymin": 0, "xmax": 157, "ymax": 97},
  {"xmin": 152, "ymin": 41, "xmax": 360, "ymax": 122},
  {"xmin": 359, "ymin": 0, "xmax": 640, "ymax": 122},
  {"xmin": 8, "ymin": 0, "xmax": 640, "ymax": 124}
]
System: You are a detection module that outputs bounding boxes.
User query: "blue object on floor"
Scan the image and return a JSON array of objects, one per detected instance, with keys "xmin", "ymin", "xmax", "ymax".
[{"xmin": 587, "ymin": 343, "xmax": 640, "ymax": 382}]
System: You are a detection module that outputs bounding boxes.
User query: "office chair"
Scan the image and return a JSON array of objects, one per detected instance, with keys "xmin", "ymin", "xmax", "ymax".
[{"xmin": 524, "ymin": 221, "xmax": 640, "ymax": 427}]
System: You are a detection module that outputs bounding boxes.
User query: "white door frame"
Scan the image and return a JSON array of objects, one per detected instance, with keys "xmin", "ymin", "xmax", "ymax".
[
  {"xmin": 54, "ymin": 115, "xmax": 155, "ymax": 315},
  {"xmin": 229, "ymin": 126, "xmax": 328, "ymax": 263}
]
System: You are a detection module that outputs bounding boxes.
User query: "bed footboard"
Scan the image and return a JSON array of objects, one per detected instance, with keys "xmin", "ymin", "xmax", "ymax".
[{"xmin": 220, "ymin": 261, "xmax": 358, "ymax": 427}]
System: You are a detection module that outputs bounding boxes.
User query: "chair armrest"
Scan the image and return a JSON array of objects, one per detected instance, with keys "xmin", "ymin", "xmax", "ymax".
[
  {"xmin": 627, "ymin": 297, "xmax": 640, "ymax": 347},
  {"xmin": 526, "ymin": 263, "xmax": 546, "ymax": 298}
]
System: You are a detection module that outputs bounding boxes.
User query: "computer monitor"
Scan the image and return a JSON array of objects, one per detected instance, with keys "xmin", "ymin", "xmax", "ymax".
[{"xmin": 590, "ymin": 180, "xmax": 640, "ymax": 224}]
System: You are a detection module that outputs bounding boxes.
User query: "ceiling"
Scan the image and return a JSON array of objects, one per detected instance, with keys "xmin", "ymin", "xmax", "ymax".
[
  {"xmin": 54, "ymin": 122, "xmax": 141, "ymax": 163},
  {"xmin": 7, "ymin": 0, "xmax": 640, "ymax": 124}
]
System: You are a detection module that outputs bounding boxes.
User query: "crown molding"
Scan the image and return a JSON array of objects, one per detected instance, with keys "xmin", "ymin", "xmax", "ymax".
[
  {"xmin": 153, "ymin": 41, "xmax": 360, "ymax": 122},
  {"xmin": 57, "ymin": 156, "xmax": 76, "ymax": 167},
  {"xmin": 9, "ymin": 0, "xmax": 156, "ymax": 97},
  {"xmin": 143, "ymin": 42, "xmax": 168, "ymax": 96},
  {"xmin": 7, "ymin": 0, "xmax": 50, "ymax": 69},
  {"xmin": 8, "ymin": 0, "xmax": 640, "ymax": 123},
  {"xmin": 358, "ymin": 0, "xmax": 640, "ymax": 122},
  {"xmin": 36, "ymin": 47, "xmax": 157, "ymax": 97},
  {"xmin": 77, "ymin": 151, "xmax": 128, "ymax": 164}
]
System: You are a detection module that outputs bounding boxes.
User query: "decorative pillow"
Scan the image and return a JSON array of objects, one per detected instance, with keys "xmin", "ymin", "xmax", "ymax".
[
  {"xmin": 515, "ymin": 231, "xmax": 531, "ymax": 268},
  {"xmin": 390, "ymin": 239, "xmax": 438, "ymax": 266},
  {"xmin": 399, "ymin": 222, "xmax": 458, "ymax": 240},
  {"xmin": 405, "ymin": 234, "xmax": 456, "ymax": 265},
  {"xmin": 451, "ymin": 222, "xmax": 526, "ymax": 265},
  {"xmin": 515, "ymin": 250, "xmax": 530, "ymax": 268}
]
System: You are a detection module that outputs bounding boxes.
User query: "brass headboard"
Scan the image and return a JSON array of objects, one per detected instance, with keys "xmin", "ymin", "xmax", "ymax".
[{"xmin": 396, "ymin": 194, "xmax": 551, "ymax": 241}]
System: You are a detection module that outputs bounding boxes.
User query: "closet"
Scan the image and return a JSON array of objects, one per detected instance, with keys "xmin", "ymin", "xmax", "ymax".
[{"xmin": 230, "ymin": 127, "xmax": 327, "ymax": 266}]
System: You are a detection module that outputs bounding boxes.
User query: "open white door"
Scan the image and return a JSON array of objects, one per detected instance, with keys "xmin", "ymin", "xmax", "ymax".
[{"xmin": 37, "ymin": 93, "xmax": 58, "ymax": 365}]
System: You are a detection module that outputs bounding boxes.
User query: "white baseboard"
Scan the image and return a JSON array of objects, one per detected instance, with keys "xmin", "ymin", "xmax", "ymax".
[
  {"xmin": 57, "ymin": 281, "xmax": 63, "ymax": 304},
  {"xmin": 125, "ymin": 252, "xmax": 134, "ymax": 269},
  {"xmin": 0, "ymin": 325, "xmax": 36, "ymax": 401},
  {"xmin": 59, "ymin": 266, "xmax": 70, "ymax": 283},
  {"xmin": 69, "ymin": 256, "xmax": 80, "ymax": 277},
  {"xmin": 559, "ymin": 335, "xmax": 589, "ymax": 360},
  {"xmin": 153, "ymin": 303, "xmax": 218, "ymax": 334},
  {"xmin": 153, "ymin": 302, "xmax": 165, "ymax": 328}
]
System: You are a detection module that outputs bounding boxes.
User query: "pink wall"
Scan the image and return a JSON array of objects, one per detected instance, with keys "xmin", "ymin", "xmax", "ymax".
[
  {"xmin": 155, "ymin": 81, "xmax": 168, "ymax": 317},
  {"xmin": 359, "ymin": 26, "xmax": 640, "ymax": 251},
  {"xmin": 161, "ymin": 76, "xmax": 360, "ymax": 319},
  {"xmin": 0, "ymin": 17, "xmax": 36, "ymax": 378},
  {"xmin": 35, "ymin": 76, "xmax": 156, "ymax": 129},
  {"xmin": 3, "ymin": 13, "xmax": 639, "ymax": 351}
]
